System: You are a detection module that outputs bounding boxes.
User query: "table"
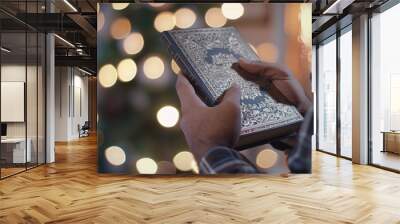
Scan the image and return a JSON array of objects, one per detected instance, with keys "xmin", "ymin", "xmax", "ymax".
[
  {"xmin": 1, "ymin": 138, "xmax": 31, "ymax": 163},
  {"xmin": 382, "ymin": 131, "xmax": 400, "ymax": 154}
]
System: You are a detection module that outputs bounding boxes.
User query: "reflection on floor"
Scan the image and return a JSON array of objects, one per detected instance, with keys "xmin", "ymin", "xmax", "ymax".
[
  {"xmin": 373, "ymin": 150, "xmax": 400, "ymax": 171},
  {"xmin": 0, "ymin": 135, "xmax": 400, "ymax": 223}
]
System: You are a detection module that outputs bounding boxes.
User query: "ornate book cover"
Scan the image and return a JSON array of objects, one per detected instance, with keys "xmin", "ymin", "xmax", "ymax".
[{"xmin": 161, "ymin": 27, "xmax": 303, "ymax": 149}]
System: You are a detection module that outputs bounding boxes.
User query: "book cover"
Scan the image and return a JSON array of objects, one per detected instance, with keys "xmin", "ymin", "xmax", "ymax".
[{"xmin": 161, "ymin": 27, "xmax": 303, "ymax": 149}]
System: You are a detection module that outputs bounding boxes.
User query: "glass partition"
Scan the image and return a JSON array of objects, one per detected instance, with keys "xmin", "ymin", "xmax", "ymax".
[
  {"xmin": 317, "ymin": 36, "xmax": 337, "ymax": 154},
  {"xmin": 370, "ymin": 3, "xmax": 400, "ymax": 171}
]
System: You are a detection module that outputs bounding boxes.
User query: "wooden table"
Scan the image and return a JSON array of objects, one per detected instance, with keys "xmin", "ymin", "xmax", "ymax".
[{"xmin": 381, "ymin": 131, "xmax": 400, "ymax": 154}]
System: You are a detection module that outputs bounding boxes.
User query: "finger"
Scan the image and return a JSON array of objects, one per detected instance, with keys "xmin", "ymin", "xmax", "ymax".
[
  {"xmin": 237, "ymin": 58, "xmax": 266, "ymax": 74},
  {"xmin": 238, "ymin": 59, "xmax": 289, "ymax": 81},
  {"xmin": 219, "ymin": 83, "xmax": 241, "ymax": 108},
  {"xmin": 175, "ymin": 75, "xmax": 205, "ymax": 110}
]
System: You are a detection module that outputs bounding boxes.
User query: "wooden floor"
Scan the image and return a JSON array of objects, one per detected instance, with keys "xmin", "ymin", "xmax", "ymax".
[{"xmin": 1, "ymin": 136, "xmax": 400, "ymax": 223}]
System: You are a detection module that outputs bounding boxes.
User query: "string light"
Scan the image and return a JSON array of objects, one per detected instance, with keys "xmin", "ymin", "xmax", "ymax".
[
  {"xmin": 175, "ymin": 8, "xmax": 196, "ymax": 29},
  {"xmin": 110, "ymin": 17, "xmax": 131, "ymax": 39},
  {"xmin": 221, "ymin": 3, "xmax": 244, "ymax": 20},
  {"xmin": 117, "ymin": 58, "xmax": 137, "ymax": 82},
  {"xmin": 156, "ymin": 105, "xmax": 179, "ymax": 128},
  {"xmin": 148, "ymin": 3, "xmax": 166, "ymax": 8},
  {"xmin": 256, "ymin": 42, "xmax": 279, "ymax": 63},
  {"xmin": 154, "ymin": 11, "xmax": 176, "ymax": 32},
  {"xmin": 256, "ymin": 149, "xmax": 278, "ymax": 169},
  {"xmin": 136, "ymin": 158, "xmax": 158, "ymax": 174},
  {"xmin": 112, "ymin": 3, "xmax": 129, "ymax": 10},
  {"xmin": 123, "ymin": 32, "xmax": 144, "ymax": 55},
  {"xmin": 143, "ymin": 56, "xmax": 164, "ymax": 79},
  {"xmin": 99, "ymin": 64, "xmax": 118, "ymax": 88},
  {"xmin": 170, "ymin": 59, "xmax": 181, "ymax": 74},
  {"xmin": 205, "ymin": 7, "xmax": 226, "ymax": 28},
  {"xmin": 105, "ymin": 146, "xmax": 126, "ymax": 166},
  {"xmin": 173, "ymin": 151, "xmax": 195, "ymax": 172}
]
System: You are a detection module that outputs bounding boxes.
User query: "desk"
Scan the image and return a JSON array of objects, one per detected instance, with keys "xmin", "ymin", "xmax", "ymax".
[
  {"xmin": 1, "ymin": 138, "xmax": 31, "ymax": 163},
  {"xmin": 382, "ymin": 131, "xmax": 400, "ymax": 154}
]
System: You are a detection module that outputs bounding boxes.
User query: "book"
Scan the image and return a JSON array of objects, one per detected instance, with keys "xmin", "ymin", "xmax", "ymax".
[{"xmin": 161, "ymin": 27, "xmax": 303, "ymax": 149}]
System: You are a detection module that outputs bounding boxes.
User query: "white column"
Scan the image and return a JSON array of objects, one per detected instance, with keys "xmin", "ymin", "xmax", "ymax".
[{"xmin": 352, "ymin": 14, "xmax": 369, "ymax": 164}]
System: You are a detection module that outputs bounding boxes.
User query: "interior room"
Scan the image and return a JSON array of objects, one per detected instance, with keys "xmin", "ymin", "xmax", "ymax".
[{"xmin": 0, "ymin": 0, "xmax": 399, "ymax": 223}]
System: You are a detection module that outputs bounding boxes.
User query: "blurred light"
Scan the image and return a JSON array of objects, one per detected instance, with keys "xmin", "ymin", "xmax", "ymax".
[
  {"xmin": 191, "ymin": 160, "xmax": 199, "ymax": 174},
  {"xmin": 112, "ymin": 3, "xmax": 129, "ymax": 10},
  {"xmin": 148, "ymin": 3, "xmax": 166, "ymax": 8},
  {"xmin": 123, "ymin": 32, "xmax": 144, "ymax": 55},
  {"xmin": 136, "ymin": 158, "xmax": 158, "ymax": 174},
  {"xmin": 54, "ymin": 34, "xmax": 75, "ymax": 48},
  {"xmin": 143, "ymin": 56, "xmax": 164, "ymax": 79},
  {"xmin": 154, "ymin": 11, "xmax": 176, "ymax": 32},
  {"xmin": 256, "ymin": 42, "xmax": 279, "ymax": 63},
  {"xmin": 157, "ymin": 161, "xmax": 176, "ymax": 174},
  {"xmin": 300, "ymin": 4, "xmax": 312, "ymax": 49},
  {"xmin": 99, "ymin": 64, "xmax": 118, "ymax": 88},
  {"xmin": 249, "ymin": 43, "xmax": 257, "ymax": 54},
  {"xmin": 170, "ymin": 59, "xmax": 181, "ymax": 74},
  {"xmin": 157, "ymin": 105, "xmax": 179, "ymax": 128},
  {"xmin": 256, "ymin": 149, "xmax": 278, "ymax": 169},
  {"xmin": 221, "ymin": 3, "xmax": 244, "ymax": 20},
  {"xmin": 173, "ymin": 151, "xmax": 194, "ymax": 172},
  {"xmin": 110, "ymin": 17, "xmax": 131, "ymax": 39},
  {"xmin": 175, "ymin": 8, "xmax": 196, "ymax": 29},
  {"xmin": 205, "ymin": 7, "xmax": 226, "ymax": 28},
  {"xmin": 105, "ymin": 146, "xmax": 126, "ymax": 166},
  {"xmin": 63, "ymin": 0, "xmax": 78, "ymax": 12},
  {"xmin": 117, "ymin": 58, "xmax": 137, "ymax": 82},
  {"xmin": 97, "ymin": 12, "xmax": 105, "ymax": 32}
]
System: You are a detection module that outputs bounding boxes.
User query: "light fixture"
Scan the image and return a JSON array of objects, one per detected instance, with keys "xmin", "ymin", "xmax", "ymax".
[
  {"xmin": 322, "ymin": 0, "xmax": 354, "ymax": 15},
  {"xmin": 77, "ymin": 67, "xmax": 93, "ymax": 76},
  {"xmin": 1, "ymin": 47, "xmax": 11, "ymax": 53},
  {"xmin": 63, "ymin": 0, "xmax": 78, "ymax": 12},
  {"xmin": 54, "ymin": 34, "xmax": 75, "ymax": 48}
]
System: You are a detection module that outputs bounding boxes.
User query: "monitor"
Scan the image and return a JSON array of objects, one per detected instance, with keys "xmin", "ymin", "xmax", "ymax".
[{"xmin": 1, "ymin": 123, "xmax": 7, "ymax": 137}]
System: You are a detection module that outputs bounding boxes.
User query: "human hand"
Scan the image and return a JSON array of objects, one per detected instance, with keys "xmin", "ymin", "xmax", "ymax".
[
  {"xmin": 175, "ymin": 75, "xmax": 241, "ymax": 162},
  {"xmin": 231, "ymin": 59, "xmax": 311, "ymax": 115}
]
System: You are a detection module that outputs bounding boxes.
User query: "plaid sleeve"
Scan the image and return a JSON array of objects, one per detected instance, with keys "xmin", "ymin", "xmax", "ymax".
[{"xmin": 199, "ymin": 146, "xmax": 258, "ymax": 174}]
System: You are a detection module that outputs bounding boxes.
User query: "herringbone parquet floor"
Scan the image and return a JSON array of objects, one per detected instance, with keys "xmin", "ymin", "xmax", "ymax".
[{"xmin": 1, "ymin": 135, "xmax": 400, "ymax": 224}]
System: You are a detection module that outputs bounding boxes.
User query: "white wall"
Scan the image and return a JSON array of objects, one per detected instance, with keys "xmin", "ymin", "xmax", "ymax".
[{"xmin": 54, "ymin": 67, "xmax": 89, "ymax": 141}]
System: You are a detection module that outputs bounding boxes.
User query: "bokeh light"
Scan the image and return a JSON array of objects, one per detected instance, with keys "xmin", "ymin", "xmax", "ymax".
[
  {"xmin": 110, "ymin": 17, "xmax": 131, "ymax": 39},
  {"xmin": 191, "ymin": 160, "xmax": 199, "ymax": 174},
  {"xmin": 221, "ymin": 3, "xmax": 244, "ymax": 20},
  {"xmin": 112, "ymin": 3, "xmax": 129, "ymax": 11},
  {"xmin": 256, "ymin": 42, "xmax": 279, "ymax": 63},
  {"xmin": 173, "ymin": 151, "xmax": 195, "ymax": 172},
  {"xmin": 156, "ymin": 105, "xmax": 179, "ymax": 128},
  {"xmin": 136, "ymin": 158, "xmax": 158, "ymax": 174},
  {"xmin": 157, "ymin": 161, "xmax": 177, "ymax": 174},
  {"xmin": 175, "ymin": 8, "xmax": 196, "ymax": 29},
  {"xmin": 123, "ymin": 32, "xmax": 144, "ymax": 55},
  {"xmin": 105, "ymin": 146, "xmax": 126, "ymax": 166},
  {"xmin": 117, "ymin": 58, "xmax": 137, "ymax": 82},
  {"xmin": 148, "ymin": 3, "xmax": 166, "ymax": 8},
  {"xmin": 205, "ymin": 7, "xmax": 227, "ymax": 28},
  {"xmin": 97, "ymin": 12, "xmax": 105, "ymax": 32},
  {"xmin": 171, "ymin": 59, "xmax": 181, "ymax": 74},
  {"xmin": 99, "ymin": 64, "xmax": 118, "ymax": 88},
  {"xmin": 256, "ymin": 149, "xmax": 278, "ymax": 169},
  {"xmin": 143, "ymin": 56, "xmax": 164, "ymax": 79},
  {"xmin": 154, "ymin": 11, "xmax": 176, "ymax": 32}
]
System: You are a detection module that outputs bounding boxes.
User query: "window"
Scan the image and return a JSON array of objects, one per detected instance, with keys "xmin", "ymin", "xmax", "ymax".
[
  {"xmin": 370, "ymin": 2, "xmax": 400, "ymax": 171},
  {"xmin": 317, "ymin": 37, "xmax": 337, "ymax": 154}
]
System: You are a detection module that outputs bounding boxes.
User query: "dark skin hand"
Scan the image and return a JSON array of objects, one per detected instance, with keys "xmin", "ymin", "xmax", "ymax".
[
  {"xmin": 176, "ymin": 59, "xmax": 311, "ymax": 163},
  {"xmin": 176, "ymin": 75, "xmax": 241, "ymax": 162}
]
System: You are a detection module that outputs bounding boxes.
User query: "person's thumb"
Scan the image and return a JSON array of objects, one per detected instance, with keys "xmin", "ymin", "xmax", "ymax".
[{"xmin": 220, "ymin": 83, "xmax": 241, "ymax": 107}]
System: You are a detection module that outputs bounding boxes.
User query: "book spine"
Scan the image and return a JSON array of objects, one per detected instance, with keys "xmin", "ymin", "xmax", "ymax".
[{"xmin": 161, "ymin": 32, "xmax": 215, "ymax": 106}]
